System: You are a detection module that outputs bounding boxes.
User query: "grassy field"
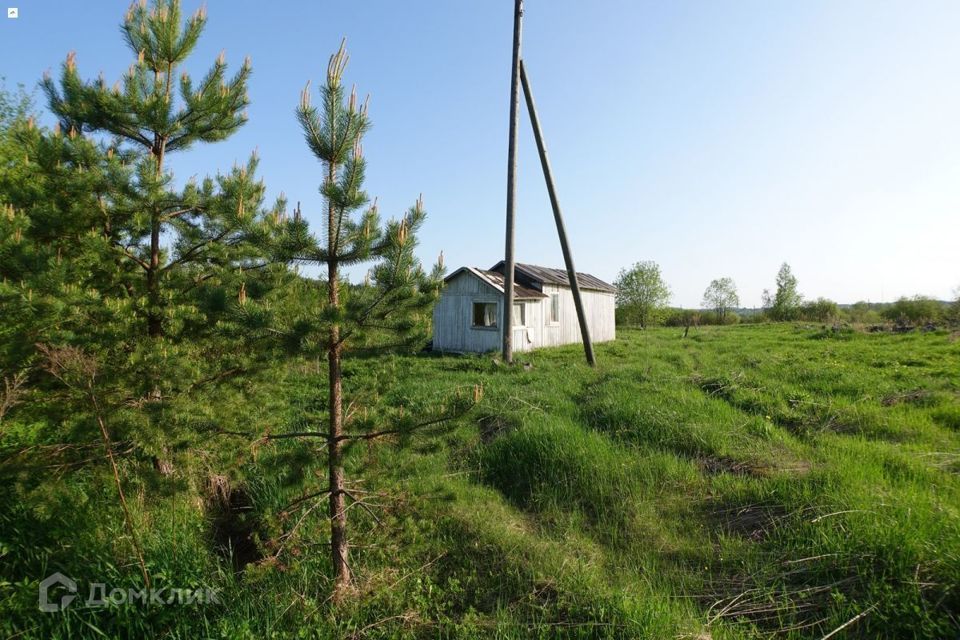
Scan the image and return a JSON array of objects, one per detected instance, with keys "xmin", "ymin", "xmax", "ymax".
[{"xmin": 2, "ymin": 324, "xmax": 959, "ymax": 638}]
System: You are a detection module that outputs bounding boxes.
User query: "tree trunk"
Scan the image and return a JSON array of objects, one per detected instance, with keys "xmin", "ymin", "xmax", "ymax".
[
  {"xmin": 327, "ymin": 333, "xmax": 349, "ymax": 590},
  {"xmin": 147, "ymin": 138, "xmax": 166, "ymax": 338},
  {"xmin": 147, "ymin": 219, "xmax": 162, "ymax": 337},
  {"xmin": 325, "ymin": 162, "xmax": 350, "ymax": 592}
]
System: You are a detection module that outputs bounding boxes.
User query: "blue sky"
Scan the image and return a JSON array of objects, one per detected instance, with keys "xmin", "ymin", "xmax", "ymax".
[{"xmin": 2, "ymin": 1, "xmax": 958, "ymax": 307}]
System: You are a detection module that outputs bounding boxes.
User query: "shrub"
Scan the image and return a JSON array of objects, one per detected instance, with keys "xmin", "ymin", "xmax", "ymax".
[
  {"xmin": 800, "ymin": 297, "xmax": 839, "ymax": 322},
  {"xmin": 662, "ymin": 308, "xmax": 698, "ymax": 327},
  {"xmin": 844, "ymin": 301, "xmax": 883, "ymax": 325},
  {"xmin": 882, "ymin": 296, "xmax": 944, "ymax": 325},
  {"xmin": 661, "ymin": 309, "xmax": 740, "ymax": 327}
]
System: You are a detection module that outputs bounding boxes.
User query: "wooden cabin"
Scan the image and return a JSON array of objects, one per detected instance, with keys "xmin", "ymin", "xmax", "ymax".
[{"xmin": 432, "ymin": 262, "xmax": 616, "ymax": 353}]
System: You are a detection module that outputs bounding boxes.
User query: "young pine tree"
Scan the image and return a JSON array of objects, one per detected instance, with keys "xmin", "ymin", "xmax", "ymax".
[
  {"xmin": 0, "ymin": 114, "xmax": 134, "ymax": 373},
  {"xmin": 33, "ymin": 0, "xmax": 296, "ymax": 403},
  {"xmin": 41, "ymin": 0, "xmax": 259, "ymax": 341},
  {"xmin": 3, "ymin": 1, "xmax": 293, "ymax": 486},
  {"xmin": 277, "ymin": 42, "xmax": 470, "ymax": 594}
]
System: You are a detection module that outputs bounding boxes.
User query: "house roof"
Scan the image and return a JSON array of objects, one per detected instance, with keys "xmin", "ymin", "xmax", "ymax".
[
  {"xmin": 488, "ymin": 261, "xmax": 616, "ymax": 293},
  {"xmin": 445, "ymin": 267, "xmax": 547, "ymax": 299}
]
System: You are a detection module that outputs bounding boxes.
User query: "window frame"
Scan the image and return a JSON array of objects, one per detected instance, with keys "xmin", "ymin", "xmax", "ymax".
[
  {"xmin": 512, "ymin": 302, "xmax": 526, "ymax": 327},
  {"xmin": 471, "ymin": 301, "xmax": 498, "ymax": 330},
  {"xmin": 548, "ymin": 293, "xmax": 561, "ymax": 325}
]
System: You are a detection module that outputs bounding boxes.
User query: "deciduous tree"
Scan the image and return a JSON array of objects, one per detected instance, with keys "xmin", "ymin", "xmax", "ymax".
[
  {"xmin": 765, "ymin": 262, "xmax": 802, "ymax": 321},
  {"xmin": 702, "ymin": 277, "xmax": 739, "ymax": 324},
  {"xmin": 614, "ymin": 261, "xmax": 671, "ymax": 328}
]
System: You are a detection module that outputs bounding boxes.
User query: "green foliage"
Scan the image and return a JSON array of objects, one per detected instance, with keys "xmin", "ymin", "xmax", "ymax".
[
  {"xmin": 702, "ymin": 276, "xmax": 739, "ymax": 323},
  {"xmin": 663, "ymin": 307, "xmax": 699, "ymax": 327},
  {"xmin": 846, "ymin": 300, "xmax": 883, "ymax": 324},
  {"xmin": 764, "ymin": 262, "xmax": 803, "ymax": 321},
  {"xmin": 0, "ymin": 1, "xmax": 292, "ymax": 460},
  {"xmin": 703, "ymin": 309, "xmax": 740, "ymax": 325},
  {"xmin": 254, "ymin": 41, "xmax": 452, "ymax": 591},
  {"xmin": 0, "ymin": 78, "xmax": 33, "ymax": 186},
  {"xmin": 0, "ymin": 4, "xmax": 300, "ymax": 610},
  {"xmin": 45, "ymin": 1, "xmax": 249, "ymax": 154},
  {"xmin": 4, "ymin": 325, "xmax": 959, "ymax": 637},
  {"xmin": 800, "ymin": 296, "xmax": 839, "ymax": 322},
  {"xmin": 882, "ymin": 295, "xmax": 945, "ymax": 326},
  {"xmin": 663, "ymin": 307, "xmax": 743, "ymax": 328},
  {"xmin": 274, "ymin": 41, "xmax": 444, "ymax": 356},
  {"xmin": 37, "ymin": 0, "xmax": 277, "ymax": 345},
  {"xmin": 950, "ymin": 287, "xmax": 960, "ymax": 325},
  {"xmin": 3, "ymin": 5, "xmax": 959, "ymax": 638},
  {"xmin": 613, "ymin": 260, "xmax": 671, "ymax": 328}
]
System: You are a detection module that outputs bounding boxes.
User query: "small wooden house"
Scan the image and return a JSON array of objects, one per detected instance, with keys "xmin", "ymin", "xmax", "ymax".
[{"xmin": 432, "ymin": 262, "xmax": 616, "ymax": 353}]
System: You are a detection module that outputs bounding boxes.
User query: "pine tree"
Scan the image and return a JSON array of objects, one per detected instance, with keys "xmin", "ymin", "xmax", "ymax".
[
  {"xmin": 1, "ymin": 1, "xmax": 291, "ymax": 479},
  {"xmin": 0, "ymin": 91, "xmax": 135, "ymax": 377},
  {"xmin": 274, "ymin": 42, "xmax": 469, "ymax": 594},
  {"xmin": 41, "ymin": 0, "xmax": 257, "ymax": 340}
]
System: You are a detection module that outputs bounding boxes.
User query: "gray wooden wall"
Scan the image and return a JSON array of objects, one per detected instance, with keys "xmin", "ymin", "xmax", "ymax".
[
  {"xmin": 539, "ymin": 284, "xmax": 616, "ymax": 348},
  {"xmin": 433, "ymin": 271, "xmax": 616, "ymax": 354},
  {"xmin": 432, "ymin": 271, "xmax": 503, "ymax": 353}
]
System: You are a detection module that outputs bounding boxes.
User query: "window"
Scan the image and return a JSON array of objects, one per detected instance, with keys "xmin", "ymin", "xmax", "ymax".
[
  {"xmin": 513, "ymin": 302, "xmax": 526, "ymax": 327},
  {"xmin": 549, "ymin": 293, "xmax": 560, "ymax": 324},
  {"xmin": 472, "ymin": 302, "xmax": 497, "ymax": 328}
]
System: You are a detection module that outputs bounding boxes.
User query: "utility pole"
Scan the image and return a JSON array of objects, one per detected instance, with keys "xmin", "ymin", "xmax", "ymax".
[
  {"xmin": 502, "ymin": 0, "xmax": 523, "ymax": 364},
  {"xmin": 501, "ymin": 1, "xmax": 596, "ymax": 366},
  {"xmin": 519, "ymin": 60, "xmax": 595, "ymax": 366}
]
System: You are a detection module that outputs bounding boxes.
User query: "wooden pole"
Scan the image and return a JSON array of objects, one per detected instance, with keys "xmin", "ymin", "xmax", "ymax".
[
  {"xmin": 502, "ymin": 0, "xmax": 523, "ymax": 364},
  {"xmin": 519, "ymin": 59, "xmax": 596, "ymax": 366}
]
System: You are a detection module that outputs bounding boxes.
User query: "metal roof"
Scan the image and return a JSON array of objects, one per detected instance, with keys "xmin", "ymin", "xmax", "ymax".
[
  {"xmin": 444, "ymin": 267, "xmax": 547, "ymax": 299},
  {"xmin": 488, "ymin": 261, "xmax": 616, "ymax": 293}
]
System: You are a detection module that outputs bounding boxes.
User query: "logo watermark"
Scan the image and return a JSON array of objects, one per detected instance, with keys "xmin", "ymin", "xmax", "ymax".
[
  {"xmin": 39, "ymin": 573, "xmax": 220, "ymax": 612},
  {"xmin": 38, "ymin": 573, "xmax": 77, "ymax": 613}
]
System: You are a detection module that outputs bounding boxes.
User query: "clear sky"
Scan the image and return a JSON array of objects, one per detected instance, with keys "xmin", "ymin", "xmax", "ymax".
[{"xmin": 2, "ymin": 1, "xmax": 958, "ymax": 307}]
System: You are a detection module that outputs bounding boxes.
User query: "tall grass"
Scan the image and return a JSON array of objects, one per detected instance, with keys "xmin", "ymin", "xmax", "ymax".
[{"xmin": 1, "ymin": 324, "xmax": 958, "ymax": 637}]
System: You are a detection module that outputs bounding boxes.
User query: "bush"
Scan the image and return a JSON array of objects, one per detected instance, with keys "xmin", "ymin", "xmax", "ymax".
[
  {"xmin": 800, "ymin": 298, "xmax": 839, "ymax": 322},
  {"xmin": 844, "ymin": 301, "xmax": 883, "ymax": 325},
  {"xmin": 882, "ymin": 296, "xmax": 944, "ymax": 325},
  {"xmin": 661, "ymin": 308, "xmax": 741, "ymax": 327},
  {"xmin": 661, "ymin": 308, "xmax": 697, "ymax": 327},
  {"xmin": 743, "ymin": 311, "xmax": 768, "ymax": 324},
  {"xmin": 948, "ymin": 290, "xmax": 960, "ymax": 326}
]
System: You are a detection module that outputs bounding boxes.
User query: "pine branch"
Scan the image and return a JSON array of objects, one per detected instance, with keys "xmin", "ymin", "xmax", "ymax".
[
  {"xmin": 261, "ymin": 398, "xmax": 476, "ymax": 445},
  {"xmin": 162, "ymin": 206, "xmax": 199, "ymax": 220},
  {"xmin": 162, "ymin": 227, "xmax": 232, "ymax": 271},
  {"xmin": 279, "ymin": 487, "xmax": 332, "ymax": 516}
]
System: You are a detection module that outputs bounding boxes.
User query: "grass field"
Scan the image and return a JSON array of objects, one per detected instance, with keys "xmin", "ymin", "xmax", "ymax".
[{"xmin": 2, "ymin": 324, "xmax": 959, "ymax": 638}]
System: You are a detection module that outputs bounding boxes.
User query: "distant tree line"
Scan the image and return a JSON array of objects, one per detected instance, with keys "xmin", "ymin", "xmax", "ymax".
[{"xmin": 614, "ymin": 261, "xmax": 959, "ymax": 329}]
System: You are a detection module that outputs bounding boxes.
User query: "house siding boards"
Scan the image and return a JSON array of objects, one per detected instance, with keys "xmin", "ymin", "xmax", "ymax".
[
  {"xmin": 538, "ymin": 284, "xmax": 616, "ymax": 348},
  {"xmin": 432, "ymin": 269, "xmax": 502, "ymax": 354},
  {"xmin": 432, "ymin": 264, "xmax": 615, "ymax": 354}
]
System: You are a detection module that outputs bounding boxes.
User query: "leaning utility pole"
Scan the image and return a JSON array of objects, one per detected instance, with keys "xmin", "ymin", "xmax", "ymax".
[
  {"xmin": 502, "ymin": 0, "xmax": 523, "ymax": 364},
  {"xmin": 501, "ymin": 0, "xmax": 596, "ymax": 366},
  {"xmin": 519, "ymin": 60, "xmax": 595, "ymax": 366}
]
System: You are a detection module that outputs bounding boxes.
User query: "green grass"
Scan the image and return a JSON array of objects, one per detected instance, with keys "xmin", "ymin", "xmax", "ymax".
[{"xmin": 2, "ymin": 324, "xmax": 959, "ymax": 638}]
